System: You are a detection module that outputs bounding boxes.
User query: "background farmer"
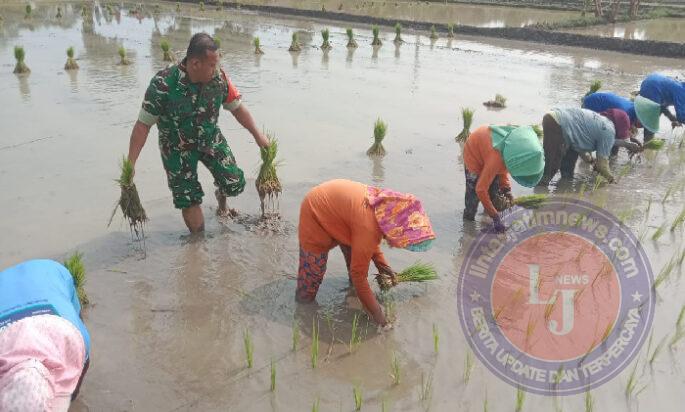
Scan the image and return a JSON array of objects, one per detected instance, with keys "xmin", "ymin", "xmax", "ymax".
[
  {"xmin": 296, "ymin": 179, "xmax": 436, "ymax": 327},
  {"xmin": 638, "ymin": 72, "xmax": 685, "ymax": 142},
  {"xmin": 127, "ymin": 32, "xmax": 269, "ymax": 233}
]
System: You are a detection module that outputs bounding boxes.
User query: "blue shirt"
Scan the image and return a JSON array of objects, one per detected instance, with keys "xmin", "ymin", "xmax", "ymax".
[
  {"xmin": 552, "ymin": 108, "xmax": 616, "ymax": 158},
  {"xmin": 639, "ymin": 73, "xmax": 685, "ymax": 122},
  {"xmin": 0, "ymin": 259, "xmax": 91, "ymax": 358},
  {"xmin": 582, "ymin": 92, "xmax": 637, "ymax": 124}
]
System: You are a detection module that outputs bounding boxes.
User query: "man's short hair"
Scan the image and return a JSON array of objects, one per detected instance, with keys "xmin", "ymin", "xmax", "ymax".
[{"xmin": 186, "ymin": 32, "xmax": 218, "ymax": 60}]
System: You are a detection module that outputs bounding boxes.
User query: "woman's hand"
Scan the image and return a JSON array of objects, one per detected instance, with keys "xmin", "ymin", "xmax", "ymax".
[{"xmin": 376, "ymin": 263, "xmax": 398, "ymax": 286}]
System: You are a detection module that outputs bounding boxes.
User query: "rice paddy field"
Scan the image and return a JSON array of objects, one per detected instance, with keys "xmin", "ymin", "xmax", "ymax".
[
  {"xmin": 2, "ymin": 0, "xmax": 685, "ymax": 411},
  {"xmin": 561, "ymin": 17, "xmax": 685, "ymax": 43}
]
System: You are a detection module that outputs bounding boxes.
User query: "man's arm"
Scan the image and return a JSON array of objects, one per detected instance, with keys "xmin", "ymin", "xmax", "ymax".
[
  {"xmin": 127, "ymin": 121, "xmax": 151, "ymax": 166},
  {"xmin": 230, "ymin": 104, "xmax": 269, "ymax": 148}
]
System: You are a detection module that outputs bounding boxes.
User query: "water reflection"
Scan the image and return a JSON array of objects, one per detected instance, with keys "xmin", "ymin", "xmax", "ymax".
[
  {"xmin": 345, "ymin": 46, "xmax": 355, "ymax": 66},
  {"xmin": 370, "ymin": 156, "xmax": 385, "ymax": 185},
  {"xmin": 17, "ymin": 74, "xmax": 30, "ymax": 101}
]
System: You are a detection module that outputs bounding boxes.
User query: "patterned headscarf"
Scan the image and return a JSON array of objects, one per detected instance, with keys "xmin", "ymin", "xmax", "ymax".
[{"xmin": 366, "ymin": 186, "xmax": 436, "ymax": 250}]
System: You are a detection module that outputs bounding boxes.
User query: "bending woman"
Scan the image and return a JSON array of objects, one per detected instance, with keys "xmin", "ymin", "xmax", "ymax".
[{"xmin": 296, "ymin": 179, "xmax": 436, "ymax": 327}]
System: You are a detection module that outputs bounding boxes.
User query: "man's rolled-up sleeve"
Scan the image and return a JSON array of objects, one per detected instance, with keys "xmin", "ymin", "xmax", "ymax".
[{"xmin": 138, "ymin": 75, "xmax": 167, "ymax": 126}]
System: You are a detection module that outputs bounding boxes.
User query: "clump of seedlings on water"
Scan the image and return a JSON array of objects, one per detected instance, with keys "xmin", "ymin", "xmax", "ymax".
[
  {"xmin": 56, "ymin": 6, "xmax": 63, "ymax": 18},
  {"xmin": 243, "ymin": 328, "xmax": 254, "ymax": 368},
  {"xmin": 429, "ymin": 25, "xmax": 438, "ymax": 40},
  {"xmin": 447, "ymin": 23, "xmax": 455, "ymax": 38},
  {"xmin": 64, "ymin": 252, "xmax": 89, "ymax": 305},
  {"xmin": 108, "ymin": 157, "xmax": 147, "ymax": 245},
  {"xmin": 118, "ymin": 46, "xmax": 131, "ymax": 65},
  {"xmin": 456, "ymin": 108, "xmax": 474, "ymax": 142},
  {"xmin": 13, "ymin": 46, "xmax": 30, "ymax": 74},
  {"xmin": 371, "ymin": 25, "xmax": 382, "ymax": 46},
  {"xmin": 583, "ymin": 79, "xmax": 602, "ymax": 99},
  {"xmin": 199, "ymin": 1, "xmax": 205, "ymax": 11},
  {"xmin": 484, "ymin": 93, "xmax": 507, "ymax": 108},
  {"xmin": 160, "ymin": 39, "xmax": 174, "ymax": 62},
  {"xmin": 254, "ymin": 37, "xmax": 264, "ymax": 54},
  {"xmin": 353, "ymin": 383, "xmax": 363, "ymax": 411},
  {"xmin": 346, "ymin": 28, "xmax": 358, "ymax": 48},
  {"xmin": 311, "ymin": 317, "xmax": 319, "ymax": 368},
  {"xmin": 288, "ymin": 32, "xmax": 302, "ymax": 52},
  {"xmin": 320, "ymin": 28, "xmax": 332, "ymax": 51},
  {"xmin": 376, "ymin": 261, "xmax": 438, "ymax": 290},
  {"xmin": 25, "ymin": 4, "xmax": 32, "ymax": 19},
  {"xmin": 390, "ymin": 352, "xmax": 401, "ymax": 385},
  {"xmin": 64, "ymin": 47, "xmax": 79, "ymax": 70},
  {"xmin": 255, "ymin": 134, "xmax": 282, "ymax": 217},
  {"xmin": 644, "ymin": 138, "xmax": 666, "ymax": 151},
  {"xmin": 513, "ymin": 194, "xmax": 549, "ymax": 209},
  {"xmin": 367, "ymin": 118, "xmax": 387, "ymax": 157},
  {"xmin": 176, "ymin": 2, "xmax": 181, "ymax": 13},
  {"xmin": 393, "ymin": 23, "xmax": 403, "ymax": 44}
]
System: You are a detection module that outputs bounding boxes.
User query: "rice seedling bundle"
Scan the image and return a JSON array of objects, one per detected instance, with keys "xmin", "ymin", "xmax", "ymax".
[
  {"xmin": 56, "ymin": 6, "xmax": 63, "ymax": 18},
  {"xmin": 118, "ymin": 46, "xmax": 131, "ymax": 65},
  {"xmin": 393, "ymin": 23, "xmax": 403, "ymax": 44},
  {"xmin": 199, "ymin": 1, "xmax": 205, "ymax": 11},
  {"xmin": 353, "ymin": 384, "xmax": 363, "ymax": 411},
  {"xmin": 371, "ymin": 25, "xmax": 382, "ymax": 46},
  {"xmin": 483, "ymin": 93, "xmax": 507, "ymax": 108},
  {"xmin": 25, "ymin": 4, "xmax": 31, "ymax": 19},
  {"xmin": 515, "ymin": 386, "xmax": 525, "ymax": 412},
  {"xmin": 213, "ymin": 36, "xmax": 221, "ymax": 49},
  {"xmin": 583, "ymin": 80, "xmax": 602, "ymax": 99},
  {"xmin": 349, "ymin": 313, "xmax": 361, "ymax": 352},
  {"xmin": 366, "ymin": 118, "xmax": 387, "ymax": 157},
  {"xmin": 429, "ymin": 25, "xmax": 438, "ymax": 40},
  {"xmin": 320, "ymin": 28, "xmax": 332, "ymax": 51},
  {"xmin": 13, "ymin": 46, "xmax": 30, "ymax": 74},
  {"xmin": 160, "ymin": 39, "xmax": 175, "ymax": 62},
  {"xmin": 176, "ymin": 2, "xmax": 181, "ymax": 12},
  {"xmin": 346, "ymin": 28, "xmax": 358, "ymax": 48},
  {"xmin": 64, "ymin": 47, "xmax": 79, "ymax": 70},
  {"xmin": 455, "ymin": 107, "xmax": 474, "ymax": 142},
  {"xmin": 514, "ymin": 194, "xmax": 549, "ymax": 209},
  {"xmin": 64, "ymin": 252, "xmax": 89, "ymax": 306},
  {"xmin": 255, "ymin": 134, "xmax": 282, "ymax": 216},
  {"xmin": 644, "ymin": 138, "xmax": 665, "ymax": 150},
  {"xmin": 390, "ymin": 352, "xmax": 401, "ymax": 385},
  {"xmin": 288, "ymin": 32, "xmax": 302, "ymax": 52},
  {"xmin": 447, "ymin": 23, "xmax": 455, "ymax": 38},
  {"xmin": 243, "ymin": 328, "xmax": 254, "ymax": 368},
  {"xmin": 108, "ymin": 157, "xmax": 147, "ymax": 242},
  {"xmin": 270, "ymin": 358, "xmax": 276, "ymax": 391},
  {"xmin": 216, "ymin": 0, "xmax": 223, "ymax": 11},
  {"xmin": 311, "ymin": 397, "xmax": 320, "ymax": 412},
  {"xmin": 376, "ymin": 261, "xmax": 438, "ymax": 290},
  {"xmin": 253, "ymin": 37, "xmax": 264, "ymax": 55}
]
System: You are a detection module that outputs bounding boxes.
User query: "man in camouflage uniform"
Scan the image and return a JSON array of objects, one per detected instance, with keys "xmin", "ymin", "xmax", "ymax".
[{"xmin": 127, "ymin": 33, "xmax": 268, "ymax": 232}]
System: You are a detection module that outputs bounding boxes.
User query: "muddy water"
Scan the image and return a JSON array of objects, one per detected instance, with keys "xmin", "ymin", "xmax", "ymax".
[
  {"xmin": 2, "ymin": 1, "xmax": 685, "ymax": 411},
  {"xmin": 563, "ymin": 17, "xmax": 685, "ymax": 43}
]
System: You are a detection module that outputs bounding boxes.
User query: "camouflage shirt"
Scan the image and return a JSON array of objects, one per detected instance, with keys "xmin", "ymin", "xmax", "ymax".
[{"xmin": 138, "ymin": 59, "xmax": 242, "ymax": 150}]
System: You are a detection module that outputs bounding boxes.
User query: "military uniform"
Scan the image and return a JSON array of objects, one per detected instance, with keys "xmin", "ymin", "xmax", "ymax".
[{"xmin": 138, "ymin": 60, "xmax": 245, "ymax": 209}]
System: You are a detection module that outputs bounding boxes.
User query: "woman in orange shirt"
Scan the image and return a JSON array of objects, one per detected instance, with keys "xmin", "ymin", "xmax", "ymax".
[{"xmin": 297, "ymin": 179, "xmax": 436, "ymax": 327}]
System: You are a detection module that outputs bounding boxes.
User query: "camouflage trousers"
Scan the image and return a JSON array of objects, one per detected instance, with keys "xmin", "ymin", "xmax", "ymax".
[{"xmin": 160, "ymin": 137, "xmax": 245, "ymax": 209}]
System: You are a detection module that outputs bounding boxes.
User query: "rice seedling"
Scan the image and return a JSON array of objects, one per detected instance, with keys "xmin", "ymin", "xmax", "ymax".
[
  {"xmin": 371, "ymin": 25, "xmax": 382, "ymax": 46},
  {"xmin": 393, "ymin": 23, "xmax": 403, "ymax": 44},
  {"xmin": 346, "ymin": 28, "xmax": 358, "ymax": 48},
  {"xmin": 483, "ymin": 94, "xmax": 507, "ymax": 108},
  {"xmin": 255, "ymin": 134, "xmax": 282, "ymax": 216},
  {"xmin": 625, "ymin": 357, "xmax": 642, "ymax": 398},
  {"xmin": 429, "ymin": 25, "xmax": 438, "ymax": 40},
  {"xmin": 483, "ymin": 391, "xmax": 488, "ymax": 412},
  {"xmin": 644, "ymin": 138, "xmax": 665, "ymax": 150},
  {"xmin": 270, "ymin": 358, "xmax": 276, "ymax": 391},
  {"xmin": 82, "ymin": 5, "xmax": 88, "ymax": 17},
  {"xmin": 63, "ymin": 252, "xmax": 89, "ymax": 306},
  {"xmin": 216, "ymin": 0, "xmax": 223, "ymax": 11},
  {"xmin": 288, "ymin": 32, "xmax": 302, "ymax": 52},
  {"xmin": 160, "ymin": 39, "xmax": 175, "ymax": 62},
  {"xmin": 366, "ymin": 118, "xmax": 387, "ymax": 157},
  {"xmin": 648, "ymin": 334, "xmax": 668, "ymax": 366},
  {"xmin": 464, "ymin": 349, "xmax": 474, "ymax": 383},
  {"xmin": 312, "ymin": 397, "xmax": 320, "ymax": 412},
  {"xmin": 513, "ymin": 194, "xmax": 548, "ymax": 209},
  {"xmin": 584, "ymin": 389, "xmax": 594, "ymax": 412},
  {"xmin": 419, "ymin": 372, "xmax": 433, "ymax": 404},
  {"xmin": 213, "ymin": 36, "xmax": 221, "ymax": 49},
  {"xmin": 390, "ymin": 351, "xmax": 401, "ymax": 385},
  {"xmin": 349, "ymin": 313, "xmax": 361, "ymax": 352},
  {"xmin": 376, "ymin": 261, "xmax": 438, "ymax": 290},
  {"xmin": 583, "ymin": 80, "xmax": 602, "ymax": 99},
  {"xmin": 669, "ymin": 305, "xmax": 685, "ymax": 348},
  {"xmin": 13, "ymin": 46, "xmax": 30, "ymax": 74},
  {"xmin": 56, "ymin": 6, "xmax": 63, "ymax": 18},
  {"xmin": 254, "ymin": 37, "xmax": 264, "ymax": 55},
  {"xmin": 311, "ymin": 316, "xmax": 319, "ymax": 368},
  {"xmin": 671, "ymin": 206, "xmax": 685, "ymax": 231},
  {"xmin": 320, "ymin": 28, "xmax": 332, "ymax": 51},
  {"xmin": 592, "ymin": 175, "xmax": 605, "ymax": 191},
  {"xmin": 515, "ymin": 386, "xmax": 525, "ymax": 412},
  {"xmin": 447, "ymin": 23, "xmax": 455, "ymax": 38},
  {"xmin": 64, "ymin": 47, "xmax": 79, "ymax": 70},
  {"xmin": 353, "ymin": 383, "xmax": 363, "ymax": 411},
  {"xmin": 433, "ymin": 323, "xmax": 439, "ymax": 354},
  {"xmin": 662, "ymin": 184, "xmax": 674, "ymax": 203},
  {"xmin": 455, "ymin": 107, "xmax": 474, "ymax": 142},
  {"xmin": 176, "ymin": 2, "xmax": 181, "ymax": 13},
  {"xmin": 118, "ymin": 46, "xmax": 131, "ymax": 65},
  {"xmin": 382, "ymin": 397, "xmax": 388, "ymax": 412},
  {"xmin": 25, "ymin": 4, "xmax": 31, "ymax": 19},
  {"xmin": 199, "ymin": 1, "xmax": 205, "ymax": 11},
  {"xmin": 292, "ymin": 319, "xmax": 300, "ymax": 351},
  {"xmin": 653, "ymin": 256, "xmax": 676, "ymax": 289},
  {"xmin": 243, "ymin": 328, "xmax": 254, "ymax": 368},
  {"xmin": 108, "ymin": 157, "xmax": 147, "ymax": 244},
  {"xmin": 106, "ymin": 4, "xmax": 114, "ymax": 15}
]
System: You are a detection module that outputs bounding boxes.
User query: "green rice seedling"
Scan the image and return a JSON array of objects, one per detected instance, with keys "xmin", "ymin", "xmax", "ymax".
[
  {"xmin": 393, "ymin": 22, "xmax": 403, "ymax": 44},
  {"xmin": 63, "ymin": 252, "xmax": 89, "ymax": 305},
  {"xmin": 108, "ymin": 157, "xmax": 147, "ymax": 243},
  {"xmin": 312, "ymin": 397, "xmax": 320, "ymax": 412},
  {"xmin": 584, "ymin": 389, "xmax": 594, "ymax": 412},
  {"xmin": 255, "ymin": 134, "xmax": 281, "ymax": 216},
  {"xmin": 270, "ymin": 358, "xmax": 276, "ymax": 391},
  {"xmin": 456, "ymin": 107, "xmax": 474, "ymax": 142},
  {"xmin": 671, "ymin": 206, "xmax": 685, "ymax": 231},
  {"xmin": 292, "ymin": 319, "xmax": 300, "ymax": 351},
  {"xmin": 366, "ymin": 118, "xmax": 387, "ymax": 157},
  {"xmin": 447, "ymin": 23, "xmax": 454, "ymax": 38},
  {"xmin": 311, "ymin": 316, "xmax": 319, "ymax": 368},
  {"xmin": 513, "ymin": 194, "xmax": 548, "ymax": 209},
  {"xmin": 382, "ymin": 397, "xmax": 388, "ymax": 412},
  {"xmin": 429, "ymin": 25, "xmax": 438, "ymax": 40},
  {"xmin": 483, "ymin": 392, "xmax": 488, "ymax": 412},
  {"xmin": 64, "ymin": 47, "xmax": 79, "ymax": 70},
  {"xmin": 376, "ymin": 261, "xmax": 438, "ymax": 290},
  {"xmin": 353, "ymin": 383, "xmax": 363, "ymax": 411},
  {"xmin": 176, "ymin": 2, "xmax": 181, "ymax": 12},
  {"xmin": 25, "ymin": 4, "xmax": 32, "ymax": 19},
  {"xmin": 160, "ymin": 39, "xmax": 175, "ymax": 62},
  {"xmin": 531, "ymin": 124, "xmax": 543, "ymax": 139},
  {"xmin": 243, "ymin": 328, "xmax": 254, "ymax": 368},
  {"xmin": 213, "ymin": 36, "xmax": 221, "ymax": 49},
  {"xmin": 288, "ymin": 32, "xmax": 302, "ymax": 52},
  {"xmin": 56, "ymin": 6, "xmax": 63, "ymax": 18},
  {"xmin": 13, "ymin": 46, "xmax": 30, "ymax": 74},
  {"xmin": 515, "ymin": 386, "xmax": 525, "ymax": 412},
  {"xmin": 346, "ymin": 28, "xmax": 358, "ymax": 48},
  {"xmin": 254, "ymin": 37, "xmax": 264, "ymax": 55},
  {"xmin": 644, "ymin": 138, "xmax": 665, "ymax": 150},
  {"xmin": 419, "ymin": 372, "xmax": 433, "ymax": 404},
  {"xmin": 433, "ymin": 323, "xmax": 439, "ymax": 354},
  {"xmin": 464, "ymin": 349, "xmax": 474, "ymax": 383},
  {"xmin": 82, "ymin": 5, "xmax": 88, "ymax": 17},
  {"xmin": 371, "ymin": 25, "xmax": 382, "ymax": 46},
  {"xmin": 390, "ymin": 351, "xmax": 401, "ymax": 385},
  {"xmin": 592, "ymin": 175, "xmax": 605, "ymax": 191},
  {"xmin": 118, "ymin": 46, "xmax": 131, "ymax": 65},
  {"xmin": 583, "ymin": 80, "xmax": 602, "ymax": 99},
  {"xmin": 648, "ymin": 334, "xmax": 668, "ymax": 366},
  {"xmin": 199, "ymin": 1, "xmax": 205, "ymax": 11},
  {"xmin": 320, "ymin": 28, "xmax": 332, "ymax": 51},
  {"xmin": 625, "ymin": 357, "xmax": 641, "ymax": 398},
  {"xmin": 662, "ymin": 184, "xmax": 674, "ymax": 203},
  {"xmin": 349, "ymin": 313, "xmax": 361, "ymax": 352},
  {"xmin": 216, "ymin": 0, "xmax": 223, "ymax": 11},
  {"xmin": 654, "ymin": 257, "xmax": 676, "ymax": 289},
  {"xmin": 670, "ymin": 306, "xmax": 685, "ymax": 348}
]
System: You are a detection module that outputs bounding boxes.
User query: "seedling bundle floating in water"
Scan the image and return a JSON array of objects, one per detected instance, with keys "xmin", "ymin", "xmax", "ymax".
[
  {"xmin": 13, "ymin": 46, "xmax": 30, "ymax": 74},
  {"xmin": 371, "ymin": 25, "xmax": 382, "ymax": 46},
  {"xmin": 288, "ymin": 32, "xmax": 301, "ymax": 52},
  {"xmin": 367, "ymin": 118, "xmax": 387, "ymax": 157},
  {"xmin": 160, "ymin": 39, "xmax": 175, "ymax": 62},
  {"xmin": 346, "ymin": 28, "xmax": 358, "ymax": 48},
  {"xmin": 483, "ymin": 94, "xmax": 507, "ymax": 108},
  {"xmin": 430, "ymin": 25, "xmax": 438, "ymax": 40},
  {"xmin": 644, "ymin": 138, "xmax": 665, "ymax": 150},
  {"xmin": 56, "ymin": 6, "xmax": 63, "ymax": 18},
  {"xmin": 253, "ymin": 37, "xmax": 264, "ymax": 55},
  {"xmin": 394, "ymin": 23, "xmax": 403, "ymax": 44},
  {"xmin": 455, "ymin": 107, "xmax": 474, "ymax": 142},
  {"xmin": 109, "ymin": 157, "xmax": 147, "ymax": 245},
  {"xmin": 320, "ymin": 28, "xmax": 332, "ymax": 51},
  {"xmin": 64, "ymin": 47, "xmax": 79, "ymax": 70},
  {"xmin": 447, "ymin": 23, "xmax": 455, "ymax": 38},
  {"xmin": 118, "ymin": 46, "xmax": 131, "ymax": 65},
  {"xmin": 513, "ymin": 194, "xmax": 549, "ymax": 209},
  {"xmin": 25, "ymin": 4, "xmax": 31, "ymax": 19},
  {"xmin": 64, "ymin": 252, "xmax": 89, "ymax": 306},
  {"xmin": 583, "ymin": 79, "xmax": 602, "ymax": 100},
  {"xmin": 255, "ymin": 134, "xmax": 282, "ymax": 217},
  {"xmin": 376, "ymin": 261, "xmax": 438, "ymax": 290}
]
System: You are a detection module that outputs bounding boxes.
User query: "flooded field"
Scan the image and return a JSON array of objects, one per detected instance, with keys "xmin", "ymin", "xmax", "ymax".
[
  {"xmin": 2, "ymin": 0, "xmax": 685, "ymax": 411},
  {"xmin": 563, "ymin": 17, "xmax": 685, "ymax": 43}
]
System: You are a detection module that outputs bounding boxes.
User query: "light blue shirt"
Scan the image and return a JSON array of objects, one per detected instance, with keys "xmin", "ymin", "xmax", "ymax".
[{"xmin": 552, "ymin": 108, "xmax": 615, "ymax": 158}]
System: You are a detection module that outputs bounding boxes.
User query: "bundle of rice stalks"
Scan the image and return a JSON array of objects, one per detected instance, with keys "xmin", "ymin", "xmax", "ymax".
[
  {"xmin": 160, "ymin": 39, "xmax": 175, "ymax": 62},
  {"xmin": 108, "ymin": 157, "xmax": 147, "ymax": 242},
  {"xmin": 13, "ymin": 46, "xmax": 30, "ymax": 74},
  {"xmin": 216, "ymin": 0, "xmax": 224, "ymax": 11},
  {"xmin": 288, "ymin": 32, "xmax": 301, "ymax": 52},
  {"xmin": 371, "ymin": 25, "xmax": 382, "ymax": 46},
  {"xmin": 254, "ymin": 37, "xmax": 264, "ymax": 55},
  {"xmin": 64, "ymin": 46, "xmax": 79, "ymax": 70},
  {"xmin": 455, "ymin": 107, "xmax": 474, "ymax": 142},
  {"xmin": 447, "ymin": 23, "xmax": 454, "ymax": 38},
  {"xmin": 199, "ymin": 1, "xmax": 205, "ymax": 11},
  {"xmin": 393, "ymin": 23, "xmax": 403, "ymax": 44},
  {"xmin": 429, "ymin": 25, "xmax": 438, "ymax": 40},
  {"xmin": 56, "ymin": 6, "xmax": 63, "ymax": 18},
  {"xmin": 256, "ymin": 134, "xmax": 282, "ymax": 216},
  {"xmin": 531, "ymin": 124, "xmax": 543, "ymax": 139},
  {"xmin": 366, "ymin": 118, "xmax": 387, "ymax": 157},
  {"xmin": 320, "ymin": 28, "xmax": 332, "ymax": 51},
  {"xmin": 176, "ymin": 2, "xmax": 181, "ymax": 13},
  {"xmin": 583, "ymin": 80, "xmax": 602, "ymax": 99},
  {"xmin": 118, "ymin": 46, "xmax": 131, "ymax": 65},
  {"xmin": 514, "ymin": 194, "xmax": 549, "ymax": 209},
  {"xmin": 483, "ymin": 94, "xmax": 507, "ymax": 108},
  {"xmin": 376, "ymin": 261, "xmax": 438, "ymax": 290},
  {"xmin": 25, "ymin": 4, "xmax": 32, "ymax": 19},
  {"xmin": 64, "ymin": 252, "xmax": 89, "ymax": 306},
  {"xmin": 644, "ymin": 138, "xmax": 665, "ymax": 150},
  {"xmin": 346, "ymin": 28, "xmax": 358, "ymax": 48}
]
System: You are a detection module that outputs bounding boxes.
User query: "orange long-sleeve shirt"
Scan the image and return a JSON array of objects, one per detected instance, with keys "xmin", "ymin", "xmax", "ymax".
[
  {"xmin": 299, "ymin": 180, "xmax": 389, "ymax": 313},
  {"xmin": 463, "ymin": 125, "xmax": 511, "ymax": 217}
]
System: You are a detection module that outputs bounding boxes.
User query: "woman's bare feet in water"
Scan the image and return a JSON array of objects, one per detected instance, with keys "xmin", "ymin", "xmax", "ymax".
[{"xmin": 215, "ymin": 190, "xmax": 238, "ymax": 218}]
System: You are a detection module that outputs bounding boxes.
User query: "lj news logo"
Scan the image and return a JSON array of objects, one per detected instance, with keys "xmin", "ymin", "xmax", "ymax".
[{"xmin": 458, "ymin": 198, "xmax": 654, "ymax": 395}]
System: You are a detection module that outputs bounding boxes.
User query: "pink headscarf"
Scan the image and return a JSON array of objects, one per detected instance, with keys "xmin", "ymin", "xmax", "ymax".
[
  {"xmin": 600, "ymin": 109, "xmax": 631, "ymax": 140},
  {"xmin": 366, "ymin": 186, "xmax": 436, "ymax": 249}
]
